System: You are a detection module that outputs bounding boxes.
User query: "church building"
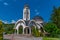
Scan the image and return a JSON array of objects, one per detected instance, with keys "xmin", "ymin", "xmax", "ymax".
[{"xmin": 14, "ymin": 4, "xmax": 44, "ymax": 35}]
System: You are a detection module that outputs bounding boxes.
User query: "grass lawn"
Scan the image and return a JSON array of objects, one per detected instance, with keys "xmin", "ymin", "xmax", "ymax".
[{"xmin": 43, "ymin": 37, "xmax": 60, "ymax": 40}]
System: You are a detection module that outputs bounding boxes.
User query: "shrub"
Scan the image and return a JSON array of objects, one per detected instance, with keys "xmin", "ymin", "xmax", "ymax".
[
  {"xmin": 31, "ymin": 26, "xmax": 40, "ymax": 37},
  {"xmin": 0, "ymin": 21, "xmax": 4, "ymax": 40},
  {"xmin": 44, "ymin": 22, "xmax": 60, "ymax": 37}
]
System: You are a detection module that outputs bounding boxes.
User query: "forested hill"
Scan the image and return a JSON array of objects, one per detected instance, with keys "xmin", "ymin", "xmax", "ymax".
[{"xmin": 2, "ymin": 23, "xmax": 15, "ymax": 34}]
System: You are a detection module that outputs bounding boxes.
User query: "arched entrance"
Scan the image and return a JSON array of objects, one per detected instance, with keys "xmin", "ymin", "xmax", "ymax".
[
  {"xmin": 24, "ymin": 27, "xmax": 31, "ymax": 34},
  {"xmin": 18, "ymin": 25, "xmax": 23, "ymax": 34}
]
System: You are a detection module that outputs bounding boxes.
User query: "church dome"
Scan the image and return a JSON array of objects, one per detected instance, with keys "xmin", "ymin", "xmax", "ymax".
[{"xmin": 33, "ymin": 15, "xmax": 43, "ymax": 21}]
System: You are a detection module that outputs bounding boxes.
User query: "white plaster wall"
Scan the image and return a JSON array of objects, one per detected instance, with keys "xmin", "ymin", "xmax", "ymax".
[{"xmin": 16, "ymin": 23, "xmax": 25, "ymax": 30}]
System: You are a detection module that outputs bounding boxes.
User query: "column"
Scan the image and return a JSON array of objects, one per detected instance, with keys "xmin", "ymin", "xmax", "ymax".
[
  {"xmin": 15, "ymin": 29, "xmax": 17, "ymax": 34},
  {"xmin": 30, "ymin": 28, "xmax": 31, "ymax": 34},
  {"xmin": 17, "ymin": 29, "xmax": 18, "ymax": 34},
  {"xmin": 26, "ymin": 28, "xmax": 27, "ymax": 34},
  {"xmin": 23, "ymin": 28, "xmax": 24, "ymax": 34}
]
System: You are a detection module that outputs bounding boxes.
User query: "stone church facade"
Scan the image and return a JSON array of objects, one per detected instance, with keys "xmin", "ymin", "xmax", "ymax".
[{"xmin": 14, "ymin": 4, "xmax": 44, "ymax": 34}]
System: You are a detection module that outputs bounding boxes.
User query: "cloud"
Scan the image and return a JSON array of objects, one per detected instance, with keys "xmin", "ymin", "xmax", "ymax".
[
  {"xmin": 3, "ymin": 2, "xmax": 8, "ymax": 5},
  {"xmin": 35, "ymin": 9, "xmax": 40, "ymax": 15},
  {"xmin": 35, "ymin": 9, "xmax": 38, "ymax": 12},
  {"xmin": 2, "ymin": 20, "xmax": 16, "ymax": 24},
  {"xmin": 36, "ymin": 12, "xmax": 39, "ymax": 15},
  {"xmin": 11, "ymin": 20, "xmax": 16, "ymax": 23},
  {"xmin": 2, "ymin": 21, "xmax": 8, "ymax": 24}
]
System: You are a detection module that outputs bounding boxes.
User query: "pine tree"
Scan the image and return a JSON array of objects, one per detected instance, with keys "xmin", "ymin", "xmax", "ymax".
[{"xmin": 51, "ymin": 6, "xmax": 60, "ymax": 28}]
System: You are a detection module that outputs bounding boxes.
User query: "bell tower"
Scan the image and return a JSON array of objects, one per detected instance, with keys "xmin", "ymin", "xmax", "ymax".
[{"xmin": 23, "ymin": 4, "xmax": 30, "ymax": 21}]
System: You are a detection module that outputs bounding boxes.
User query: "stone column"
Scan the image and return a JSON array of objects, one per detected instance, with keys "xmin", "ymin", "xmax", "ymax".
[
  {"xmin": 23, "ymin": 28, "xmax": 24, "ymax": 34},
  {"xmin": 30, "ymin": 28, "xmax": 31, "ymax": 34},
  {"xmin": 26, "ymin": 28, "xmax": 27, "ymax": 34},
  {"xmin": 17, "ymin": 29, "xmax": 18, "ymax": 34},
  {"xmin": 15, "ymin": 29, "xmax": 17, "ymax": 34}
]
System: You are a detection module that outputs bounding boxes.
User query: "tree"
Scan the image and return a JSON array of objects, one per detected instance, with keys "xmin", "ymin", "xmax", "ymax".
[
  {"xmin": 3, "ymin": 24, "xmax": 15, "ymax": 34},
  {"xmin": 44, "ymin": 22, "xmax": 60, "ymax": 37},
  {"xmin": 0, "ymin": 21, "xmax": 4, "ymax": 40},
  {"xmin": 51, "ymin": 6, "xmax": 60, "ymax": 28}
]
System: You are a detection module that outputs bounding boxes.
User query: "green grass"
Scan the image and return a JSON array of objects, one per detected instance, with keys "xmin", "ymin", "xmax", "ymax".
[{"xmin": 43, "ymin": 37, "xmax": 60, "ymax": 40}]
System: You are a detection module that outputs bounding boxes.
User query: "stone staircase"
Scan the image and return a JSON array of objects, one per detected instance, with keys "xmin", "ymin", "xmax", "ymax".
[
  {"xmin": 3, "ymin": 34, "xmax": 42, "ymax": 40},
  {"xmin": 14, "ymin": 34, "xmax": 33, "ymax": 37}
]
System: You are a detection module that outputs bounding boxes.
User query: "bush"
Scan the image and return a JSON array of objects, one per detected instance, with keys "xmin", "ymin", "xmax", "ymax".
[
  {"xmin": 44, "ymin": 22, "xmax": 60, "ymax": 37},
  {"xmin": 0, "ymin": 21, "xmax": 4, "ymax": 40},
  {"xmin": 31, "ymin": 26, "xmax": 40, "ymax": 37}
]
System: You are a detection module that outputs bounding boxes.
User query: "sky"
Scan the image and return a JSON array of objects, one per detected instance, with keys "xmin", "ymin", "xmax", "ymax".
[{"xmin": 0, "ymin": 0, "xmax": 60, "ymax": 24}]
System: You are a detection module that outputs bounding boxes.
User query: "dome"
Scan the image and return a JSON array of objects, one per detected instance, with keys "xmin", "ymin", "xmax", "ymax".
[{"xmin": 33, "ymin": 15, "xmax": 43, "ymax": 21}]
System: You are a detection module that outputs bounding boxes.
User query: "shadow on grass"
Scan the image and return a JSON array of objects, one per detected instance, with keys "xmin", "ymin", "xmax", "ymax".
[{"xmin": 43, "ymin": 37, "xmax": 60, "ymax": 40}]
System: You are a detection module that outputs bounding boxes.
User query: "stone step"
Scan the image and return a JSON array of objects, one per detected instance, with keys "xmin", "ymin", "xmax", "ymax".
[
  {"xmin": 15, "ymin": 34, "xmax": 33, "ymax": 37},
  {"xmin": 3, "ymin": 34, "xmax": 42, "ymax": 40}
]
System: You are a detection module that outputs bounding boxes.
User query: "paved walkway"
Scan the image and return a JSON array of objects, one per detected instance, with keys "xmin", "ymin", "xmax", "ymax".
[{"xmin": 3, "ymin": 34, "xmax": 42, "ymax": 40}]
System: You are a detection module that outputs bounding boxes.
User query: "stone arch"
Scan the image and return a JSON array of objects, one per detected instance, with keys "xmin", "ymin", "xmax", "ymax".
[
  {"xmin": 29, "ymin": 20, "xmax": 37, "ymax": 29},
  {"xmin": 36, "ymin": 23, "xmax": 43, "ymax": 29},
  {"xmin": 29, "ymin": 20, "xmax": 43, "ymax": 29},
  {"xmin": 15, "ymin": 19, "xmax": 25, "ymax": 27},
  {"xmin": 15, "ymin": 21, "xmax": 25, "ymax": 34},
  {"xmin": 29, "ymin": 20, "xmax": 35, "ymax": 25}
]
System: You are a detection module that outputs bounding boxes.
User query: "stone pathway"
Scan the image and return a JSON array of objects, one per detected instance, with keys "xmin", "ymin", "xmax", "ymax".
[{"xmin": 3, "ymin": 34, "xmax": 42, "ymax": 40}]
